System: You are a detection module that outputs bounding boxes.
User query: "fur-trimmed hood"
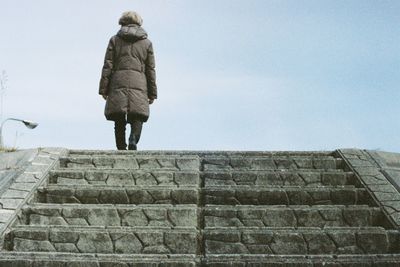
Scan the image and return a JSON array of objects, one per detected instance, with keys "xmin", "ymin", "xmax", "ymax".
[{"xmin": 117, "ymin": 24, "xmax": 148, "ymax": 42}]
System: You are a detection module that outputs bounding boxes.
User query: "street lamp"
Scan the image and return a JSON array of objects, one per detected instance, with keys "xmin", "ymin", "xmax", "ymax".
[{"xmin": 0, "ymin": 118, "xmax": 38, "ymax": 148}]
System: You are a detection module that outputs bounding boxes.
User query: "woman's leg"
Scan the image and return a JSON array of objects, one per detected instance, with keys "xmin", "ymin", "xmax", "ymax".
[
  {"xmin": 114, "ymin": 116, "xmax": 127, "ymax": 150},
  {"xmin": 128, "ymin": 121, "xmax": 143, "ymax": 150}
]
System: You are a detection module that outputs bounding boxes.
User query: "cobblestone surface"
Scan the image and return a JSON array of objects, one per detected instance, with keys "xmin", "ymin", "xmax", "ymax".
[
  {"xmin": 18, "ymin": 204, "xmax": 197, "ymax": 227},
  {"xmin": 1, "ymin": 149, "xmax": 400, "ymax": 266},
  {"xmin": 49, "ymin": 170, "xmax": 200, "ymax": 186},
  {"xmin": 339, "ymin": 149, "xmax": 400, "ymax": 228},
  {"xmin": 0, "ymin": 148, "xmax": 67, "ymax": 237},
  {"xmin": 202, "ymin": 170, "xmax": 357, "ymax": 187},
  {"xmin": 5, "ymin": 227, "xmax": 198, "ymax": 254}
]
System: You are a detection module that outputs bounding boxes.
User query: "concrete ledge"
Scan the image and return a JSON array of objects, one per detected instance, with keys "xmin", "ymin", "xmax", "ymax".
[
  {"xmin": 0, "ymin": 148, "xmax": 68, "ymax": 243},
  {"xmin": 338, "ymin": 149, "xmax": 400, "ymax": 229}
]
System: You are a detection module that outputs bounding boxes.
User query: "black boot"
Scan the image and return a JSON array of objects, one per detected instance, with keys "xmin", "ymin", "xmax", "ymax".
[
  {"xmin": 128, "ymin": 134, "xmax": 137, "ymax": 150},
  {"xmin": 114, "ymin": 119, "xmax": 127, "ymax": 150},
  {"xmin": 128, "ymin": 121, "xmax": 143, "ymax": 150}
]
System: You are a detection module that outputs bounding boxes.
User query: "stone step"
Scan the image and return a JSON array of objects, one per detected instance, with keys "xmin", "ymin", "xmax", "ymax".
[
  {"xmin": 202, "ymin": 156, "xmax": 344, "ymax": 171},
  {"xmin": 59, "ymin": 156, "xmax": 200, "ymax": 170},
  {"xmin": 203, "ymin": 205, "xmax": 389, "ymax": 228},
  {"xmin": 17, "ymin": 204, "xmax": 388, "ymax": 229},
  {"xmin": 18, "ymin": 204, "xmax": 197, "ymax": 228},
  {"xmin": 203, "ymin": 227, "xmax": 400, "ymax": 255},
  {"xmin": 204, "ymin": 186, "xmax": 374, "ymax": 206},
  {"xmin": 4, "ymin": 226, "xmax": 399, "ymax": 255},
  {"xmin": 202, "ymin": 170, "xmax": 357, "ymax": 187},
  {"xmin": 69, "ymin": 149, "xmax": 334, "ymax": 157},
  {"xmin": 49, "ymin": 169, "xmax": 200, "ymax": 186},
  {"xmin": 4, "ymin": 226, "xmax": 199, "ymax": 254},
  {"xmin": 0, "ymin": 252, "xmax": 198, "ymax": 267},
  {"xmin": 34, "ymin": 185, "xmax": 372, "ymax": 205},
  {"xmin": 203, "ymin": 254, "xmax": 400, "ymax": 266},
  {"xmin": 35, "ymin": 185, "xmax": 199, "ymax": 204},
  {"xmin": 2, "ymin": 252, "xmax": 400, "ymax": 267}
]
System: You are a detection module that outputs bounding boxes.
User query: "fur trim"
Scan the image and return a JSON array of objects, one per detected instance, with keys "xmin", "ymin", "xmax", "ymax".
[{"xmin": 119, "ymin": 11, "xmax": 143, "ymax": 26}]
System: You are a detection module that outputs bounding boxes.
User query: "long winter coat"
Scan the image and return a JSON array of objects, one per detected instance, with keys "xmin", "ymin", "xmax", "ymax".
[{"xmin": 99, "ymin": 24, "xmax": 157, "ymax": 122}]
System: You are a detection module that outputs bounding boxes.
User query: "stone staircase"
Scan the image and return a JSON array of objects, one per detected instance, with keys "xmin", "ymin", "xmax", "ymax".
[{"xmin": 1, "ymin": 150, "xmax": 400, "ymax": 266}]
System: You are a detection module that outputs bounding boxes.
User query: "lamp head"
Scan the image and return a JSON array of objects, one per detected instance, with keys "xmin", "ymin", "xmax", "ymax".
[{"xmin": 22, "ymin": 120, "xmax": 38, "ymax": 129}]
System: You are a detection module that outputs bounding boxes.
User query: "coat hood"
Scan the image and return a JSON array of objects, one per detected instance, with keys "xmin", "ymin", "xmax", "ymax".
[{"xmin": 117, "ymin": 24, "xmax": 148, "ymax": 42}]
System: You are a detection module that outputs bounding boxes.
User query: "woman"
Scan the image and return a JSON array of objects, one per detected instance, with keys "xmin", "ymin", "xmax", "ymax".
[{"xmin": 99, "ymin": 11, "xmax": 157, "ymax": 150}]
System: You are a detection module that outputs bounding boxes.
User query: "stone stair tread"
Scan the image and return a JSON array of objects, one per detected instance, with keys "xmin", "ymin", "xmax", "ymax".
[
  {"xmin": 35, "ymin": 185, "xmax": 198, "ymax": 205},
  {"xmin": 202, "ymin": 169, "xmax": 350, "ymax": 173},
  {"xmin": 4, "ymin": 226, "xmax": 199, "ymax": 254},
  {"xmin": 203, "ymin": 254, "xmax": 400, "ymax": 265},
  {"xmin": 18, "ymin": 203, "xmax": 198, "ymax": 227},
  {"xmin": 24, "ymin": 203, "xmax": 199, "ymax": 208},
  {"xmin": 49, "ymin": 169, "xmax": 200, "ymax": 186},
  {"xmin": 2, "ymin": 253, "xmax": 400, "ymax": 266},
  {"xmin": 40, "ymin": 185, "xmax": 199, "ymax": 189},
  {"xmin": 202, "ymin": 170, "xmax": 357, "ymax": 187},
  {"xmin": 0, "ymin": 251, "xmax": 198, "ymax": 265},
  {"xmin": 205, "ymin": 185, "xmax": 358, "ymax": 189},
  {"xmin": 35, "ymin": 185, "xmax": 372, "ymax": 205},
  {"xmin": 202, "ymin": 156, "xmax": 343, "ymax": 171},
  {"xmin": 59, "ymin": 155, "xmax": 200, "ymax": 170},
  {"xmin": 9, "ymin": 225, "xmax": 198, "ymax": 231},
  {"xmin": 69, "ymin": 149, "xmax": 334, "ymax": 156},
  {"xmin": 204, "ymin": 186, "xmax": 372, "ymax": 206},
  {"xmin": 8, "ymin": 224, "xmax": 396, "ymax": 232},
  {"xmin": 203, "ymin": 227, "xmax": 400, "ymax": 255}
]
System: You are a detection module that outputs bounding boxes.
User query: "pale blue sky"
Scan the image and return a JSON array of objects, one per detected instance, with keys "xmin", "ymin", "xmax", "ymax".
[{"xmin": 0, "ymin": 0, "xmax": 399, "ymax": 151}]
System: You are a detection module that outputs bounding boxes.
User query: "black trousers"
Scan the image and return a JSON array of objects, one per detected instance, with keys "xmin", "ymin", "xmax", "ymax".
[{"xmin": 114, "ymin": 116, "xmax": 143, "ymax": 150}]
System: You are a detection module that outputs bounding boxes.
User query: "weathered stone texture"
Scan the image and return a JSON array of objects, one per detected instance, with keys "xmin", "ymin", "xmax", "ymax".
[{"xmin": 2, "ymin": 149, "xmax": 400, "ymax": 266}]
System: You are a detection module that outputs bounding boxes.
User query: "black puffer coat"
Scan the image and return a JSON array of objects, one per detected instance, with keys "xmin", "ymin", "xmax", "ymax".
[{"xmin": 99, "ymin": 24, "xmax": 157, "ymax": 122}]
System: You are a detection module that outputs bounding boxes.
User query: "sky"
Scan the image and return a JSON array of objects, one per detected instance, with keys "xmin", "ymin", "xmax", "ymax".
[{"xmin": 0, "ymin": 0, "xmax": 399, "ymax": 152}]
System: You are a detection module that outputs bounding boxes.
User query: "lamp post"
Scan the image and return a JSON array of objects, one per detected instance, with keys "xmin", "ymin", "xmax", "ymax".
[{"xmin": 0, "ymin": 118, "xmax": 38, "ymax": 148}]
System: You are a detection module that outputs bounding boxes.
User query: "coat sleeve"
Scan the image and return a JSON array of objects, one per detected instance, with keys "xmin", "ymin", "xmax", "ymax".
[
  {"xmin": 145, "ymin": 42, "xmax": 157, "ymax": 99},
  {"xmin": 99, "ymin": 37, "xmax": 115, "ymax": 96}
]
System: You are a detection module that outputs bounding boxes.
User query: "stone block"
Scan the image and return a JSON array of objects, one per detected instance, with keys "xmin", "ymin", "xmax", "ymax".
[
  {"xmin": 121, "ymin": 209, "xmax": 148, "ymax": 226},
  {"xmin": 50, "ymin": 230, "xmax": 79, "ymax": 243},
  {"xmin": 54, "ymin": 243, "xmax": 79, "ymax": 253},
  {"xmin": 177, "ymin": 158, "xmax": 200, "ymax": 170},
  {"xmin": 136, "ymin": 232, "xmax": 164, "ymax": 246},
  {"xmin": 87, "ymin": 208, "xmax": 121, "ymax": 226},
  {"xmin": 112, "ymin": 233, "xmax": 143, "ymax": 254},
  {"xmin": 107, "ymin": 172, "xmax": 136, "ymax": 186},
  {"xmin": 274, "ymin": 158, "xmax": 296, "ymax": 169},
  {"xmin": 168, "ymin": 208, "xmax": 197, "ymax": 227},
  {"xmin": 295, "ymin": 210, "xmax": 325, "ymax": 227},
  {"xmin": 127, "ymin": 190, "xmax": 154, "ymax": 204},
  {"xmin": 99, "ymin": 189, "xmax": 129, "ymax": 204},
  {"xmin": 157, "ymin": 158, "xmax": 176, "ymax": 168},
  {"xmin": 259, "ymin": 190, "xmax": 289, "ymax": 205},
  {"xmin": 164, "ymin": 232, "xmax": 197, "ymax": 254},
  {"xmin": 252, "ymin": 158, "xmax": 277, "ymax": 170},
  {"xmin": 153, "ymin": 172, "xmax": 174, "ymax": 185},
  {"xmin": 303, "ymin": 233, "xmax": 337, "ymax": 254},
  {"xmin": 262, "ymin": 209, "xmax": 296, "ymax": 227},
  {"xmin": 113, "ymin": 158, "xmax": 139, "ymax": 169},
  {"xmin": 255, "ymin": 173, "xmax": 282, "ymax": 185},
  {"xmin": 136, "ymin": 173, "xmax": 159, "ymax": 185},
  {"xmin": 175, "ymin": 172, "xmax": 199, "ymax": 186},
  {"xmin": 206, "ymin": 240, "xmax": 248, "ymax": 254},
  {"xmin": 241, "ymin": 232, "xmax": 273, "ymax": 244},
  {"xmin": 76, "ymin": 232, "xmax": 113, "ymax": 253},
  {"xmin": 138, "ymin": 158, "xmax": 161, "ymax": 169},
  {"xmin": 322, "ymin": 173, "xmax": 347, "ymax": 186},
  {"xmin": 270, "ymin": 233, "xmax": 307, "ymax": 254},
  {"xmin": 14, "ymin": 238, "xmax": 55, "ymax": 252},
  {"xmin": 357, "ymin": 231, "xmax": 389, "ymax": 253}
]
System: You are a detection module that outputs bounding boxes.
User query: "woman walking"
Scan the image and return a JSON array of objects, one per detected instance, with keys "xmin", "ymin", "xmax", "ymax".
[{"xmin": 99, "ymin": 11, "xmax": 157, "ymax": 150}]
